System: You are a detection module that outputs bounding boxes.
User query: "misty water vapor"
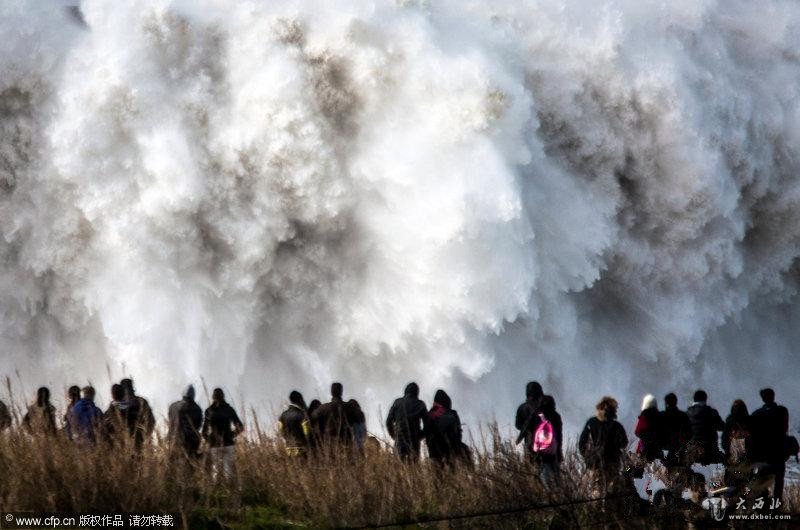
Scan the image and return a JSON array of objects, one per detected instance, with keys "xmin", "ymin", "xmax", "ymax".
[{"xmin": 1, "ymin": 0, "xmax": 800, "ymax": 429}]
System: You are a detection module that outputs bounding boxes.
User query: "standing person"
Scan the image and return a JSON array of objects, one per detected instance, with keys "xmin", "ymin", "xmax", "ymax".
[
  {"xmin": 722, "ymin": 399, "xmax": 751, "ymax": 492},
  {"xmin": 120, "ymin": 378, "xmax": 155, "ymax": 449},
  {"xmin": 579, "ymin": 396, "xmax": 628, "ymax": 495},
  {"xmin": 634, "ymin": 394, "xmax": 662, "ymax": 463},
  {"xmin": 202, "ymin": 388, "xmax": 244, "ymax": 480},
  {"xmin": 515, "ymin": 382, "xmax": 544, "ymax": 461},
  {"xmin": 63, "ymin": 385, "xmax": 81, "ymax": 440},
  {"xmin": 104, "ymin": 383, "xmax": 137, "ymax": 446},
  {"xmin": 533, "ymin": 395, "xmax": 563, "ymax": 483},
  {"xmin": 71, "ymin": 386, "xmax": 103, "ymax": 444},
  {"xmin": 277, "ymin": 391, "xmax": 311, "ymax": 457},
  {"xmin": 425, "ymin": 389, "xmax": 464, "ymax": 465},
  {"xmin": 660, "ymin": 393, "xmax": 690, "ymax": 467},
  {"xmin": 386, "ymin": 382, "xmax": 427, "ymax": 461},
  {"xmin": 722, "ymin": 400, "xmax": 750, "ymax": 465},
  {"xmin": 686, "ymin": 390, "xmax": 725, "ymax": 465},
  {"xmin": 0, "ymin": 398, "xmax": 11, "ymax": 431},
  {"xmin": 23, "ymin": 387, "xmax": 57, "ymax": 435},
  {"xmin": 311, "ymin": 383, "xmax": 359, "ymax": 450},
  {"xmin": 307, "ymin": 399, "xmax": 322, "ymax": 450},
  {"xmin": 168, "ymin": 385, "xmax": 203, "ymax": 459},
  {"xmin": 748, "ymin": 388, "xmax": 790, "ymax": 501},
  {"xmin": 348, "ymin": 399, "xmax": 367, "ymax": 451}
]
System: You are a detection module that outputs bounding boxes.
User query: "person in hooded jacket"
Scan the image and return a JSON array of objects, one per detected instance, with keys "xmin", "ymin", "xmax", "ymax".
[
  {"xmin": 278, "ymin": 391, "xmax": 311, "ymax": 457},
  {"xmin": 311, "ymin": 383, "xmax": 360, "ymax": 450},
  {"xmin": 686, "ymin": 390, "xmax": 725, "ymax": 465},
  {"xmin": 23, "ymin": 387, "xmax": 57, "ymax": 435},
  {"xmin": 120, "ymin": 378, "xmax": 155, "ymax": 450},
  {"xmin": 168, "ymin": 385, "xmax": 203, "ymax": 459},
  {"xmin": 0, "ymin": 398, "xmax": 11, "ymax": 432},
  {"xmin": 386, "ymin": 382, "xmax": 427, "ymax": 461},
  {"xmin": 63, "ymin": 385, "xmax": 81, "ymax": 440},
  {"xmin": 579, "ymin": 396, "xmax": 628, "ymax": 494},
  {"xmin": 425, "ymin": 389, "xmax": 464, "ymax": 465},
  {"xmin": 515, "ymin": 381, "xmax": 544, "ymax": 461},
  {"xmin": 634, "ymin": 394, "xmax": 662, "ymax": 462},
  {"xmin": 70, "ymin": 386, "xmax": 103, "ymax": 444},
  {"xmin": 660, "ymin": 393, "xmax": 690, "ymax": 467},
  {"xmin": 747, "ymin": 388, "xmax": 790, "ymax": 501}
]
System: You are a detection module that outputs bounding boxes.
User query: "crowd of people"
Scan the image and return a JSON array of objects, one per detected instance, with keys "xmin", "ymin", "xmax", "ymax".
[
  {"xmin": 568, "ymin": 388, "xmax": 794, "ymax": 504},
  {"xmin": 0, "ymin": 378, "xmax": 795, "ymax": 504}
]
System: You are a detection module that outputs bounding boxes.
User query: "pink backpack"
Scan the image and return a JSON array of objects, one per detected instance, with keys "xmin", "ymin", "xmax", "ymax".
[{"xmin": 533, "ymin": 414, "xmax": 557, "ymax": 455}]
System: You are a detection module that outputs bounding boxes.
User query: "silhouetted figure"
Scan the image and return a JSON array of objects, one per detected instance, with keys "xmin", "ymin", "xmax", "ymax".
[
  {"xmin": 719, "ymin": 399, "xmax": 751, "ymax": 493},
  {"xmin": 348, "ymin": 399, "xmax": 367, "ymax": 451},
  {"xmin": 0, "ymin": 399, "xmax": 11, "ymax": 431},
  {"xmin": 120, "ymin": 378, "xmax": 155, "ymax": 449},
  {"xmin": 70, "ymin": 386, "xmax": 103, "ymax": 444},
  {"xmin": 104, "ymin": 383, "xmax": 137, "ymax": 446},
  {"xmin": 515, "ymin": 381, "xmax": 544, "ymax": 460},
  {"xmin": 660, "ymin": 393, "xmax": 690, "ymax": 467},
  {"xmin": 278, "ymin": 391, "xmax": 311, "ymax": 457},
  {"xmin": 63, "ymin": 385, "xmax": 81, "ymax": 439},
  {"xmin": 748, "ymin": 388, "xmax": 789, "ymax": 501},
  {"xmin": 23, "ymin": 387, "xmax": 57, "ymax": 435},
  {"xmin": 386, "ymin": 382, "xmax": 427, "ymax": 461},
  {"xmin": 425, "ymin": 389, "xmax": 465, "ymax": 465},
  {"xmin": 533, "ymin": 395, "xmax": 563, "ymax": 483},
  {"xmin": 311, "ymin": 383, "xmax": 360, "ymax": 449},
  {"xmin": 722, "ymin": 400, "xmax": 750, "ymax": 465},
  {"xmin": 203, "ymin": 388, "xmax": 244, "ymax": 480},
  {"xmin": 307, "ymin": 399, "xmax": 322, "ymax": 449},
  {"xmin": 686, "ymin": 390, "xmax": 724, "ymax": 465},
  {"xmin": 579, "ymin": 396, "xmax": 628, "ymax": 494},
  {"xmin": 634, "ymin": 394, "xmax": 662, "ymax": 462},
  {"xmin": 168, "ymin": 385, "xmax": 203, "ymax": 459}
]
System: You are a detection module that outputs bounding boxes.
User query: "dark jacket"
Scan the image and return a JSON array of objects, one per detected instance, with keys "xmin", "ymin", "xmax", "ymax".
[
  {"xmin": 635, "ymin": 408, "xmax": 662, "ymax": 462},
  {"xmin": 660, "ymin": 405, "xmax": 690, "ymax": 454},
  {"xmin": 425, "ymin": 403, "xmax": 463, "ymax": 461},
  {"xmin": 534, "ymin": 410, "xmax": 564, "ymax": 465},
  {"xmin": 0, "ymin": 400, "xmax": 10, "ymax": 431},
  {"xmin": 132, "ymin": 396, "xmax": 156, "ymax": 444},
  {"xmin": 103, "ymin": 400, "xmax": 139, "ymax": 444},
  {"xmin": 386, "ymin": 385, "xmax": 427, "ymax": 456},
  {"xmin": 203, "ymin": 401, "xmax": 244, "ymax": 448},
  {"xmin": 579, "ymin": 411, "xmax": 628, "ymax": 470},
  {"xmin": 747, "ymin": 403, "xmax": 789, "ymax": 465},
  {"xmin": 722, "ymin": 413, "xmax": 750, "ymax": 465},
  {"xmin": 70, "ymin": 399, "xmax": 103, "ymax": 443},
  {"xmin": 23, "ymin": 403, "xmax": 57, "ymax": 435},
  {"xmin": 515, "ymin": 385, "xmax": 543, "ymax": 452},
  {"xmin": 686, "ymin": 402, "xmax": 725, "ymax": 464},
  {"xmin": 168, "ymin": 398, "xmax": 203, "ymax": 453},
  {"xmin": 279, "ymin": 404, "xmax": 310, "ymax": 450},
  {"xmin": 105, "ymin": 396, "xmax": 154, "ymax": 448},
  {"xmin": 311, "ymin": 398, "xmax": 359, "ymax": 445}
]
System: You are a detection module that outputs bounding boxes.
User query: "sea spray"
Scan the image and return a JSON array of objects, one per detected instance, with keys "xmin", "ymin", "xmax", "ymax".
[{"xmin": 1, "ymin": 0, "xmax": 799, "ymax": 432}]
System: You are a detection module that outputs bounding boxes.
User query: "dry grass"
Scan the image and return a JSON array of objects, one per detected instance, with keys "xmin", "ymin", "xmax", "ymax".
[{"xmin": 0, "ymin": 406, "xmax": 798, "ymax": 529}]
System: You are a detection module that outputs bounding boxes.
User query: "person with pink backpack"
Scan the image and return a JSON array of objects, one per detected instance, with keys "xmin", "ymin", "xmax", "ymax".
[{"xmin": 532, "ymin": 395, "xmax": 563, "ymax": 484}]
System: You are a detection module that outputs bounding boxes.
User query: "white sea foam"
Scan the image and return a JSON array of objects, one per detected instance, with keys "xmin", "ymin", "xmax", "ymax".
[{"xmin": 1, "ymin": 0, "xmax": 799, "ymax": 432}]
